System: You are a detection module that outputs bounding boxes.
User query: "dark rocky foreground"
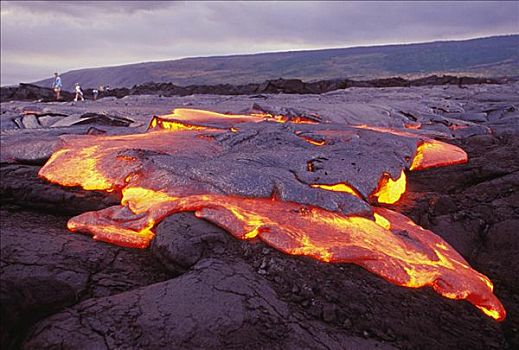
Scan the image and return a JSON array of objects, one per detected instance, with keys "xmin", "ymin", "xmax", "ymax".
[
  {"xmin": 1, "ymin": 84, "xmax": 518, "ymax": 349},
  {"xmin": 1, "ymin": 75, "xmax": 505, "ymax": 103}
]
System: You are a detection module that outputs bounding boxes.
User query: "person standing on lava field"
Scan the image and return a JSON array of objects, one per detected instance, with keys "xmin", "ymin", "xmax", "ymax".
[
  {"xmin": 74, "ymin": 82, "xmax": 85, "ymax": 102},
  {"xmin": 52, "ymin": 72, "xmax": 62, "ymax": 100}
]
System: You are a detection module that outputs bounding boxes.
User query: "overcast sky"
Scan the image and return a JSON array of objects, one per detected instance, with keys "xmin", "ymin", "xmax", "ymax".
[{"xmin": 1, "ymin": 1, "xmax": 518, "ymax": 86}]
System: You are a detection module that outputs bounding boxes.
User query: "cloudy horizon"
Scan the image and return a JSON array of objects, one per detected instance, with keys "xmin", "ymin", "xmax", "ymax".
[{"xmin": 1, "ymin": 1, "xmax": 518, "ymax": 86}]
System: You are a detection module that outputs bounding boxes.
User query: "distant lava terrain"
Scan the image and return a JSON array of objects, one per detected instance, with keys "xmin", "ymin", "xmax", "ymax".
[{"xmin": 1, "ymin": 74, "xmax": 506, "ymax": 103}]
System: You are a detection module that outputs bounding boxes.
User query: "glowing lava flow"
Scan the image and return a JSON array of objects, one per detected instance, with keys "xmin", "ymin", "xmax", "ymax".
[
  {"xmin": 64, "ymin": 186, "xmax": 505, "ymax": 321},
  {"xmin": 372, "ymin": 208, "xmax": 504, "ymax": 321},
  {"xmin": 38, "ymin": 109, "xmax": 504, "ymax": 321},
  {"xmin": 410, "ymin": 139, "xmax": 468, "ymax": 170},
  {"xmin": 39, "ymin": 130, "xmax": 224, "ymax": 191},
  {"xmin": 299, "ymin": 135, "xmax": 326, "ymax": 146},
  {"xmin": 149, "ymin": 108, "xmax": 265, "ymax": 130},
  {"xmin": 310, "ymin": 183, "xmax": 362, "ymax": 198},
  {"xmin": 150, "ymin": 108, "xmax": 317, "ymax": 131},
  {"xmin": 149, "ymin": 117, "xmax": 210, "ymax": 132},
  {"xmin": 371, "ymin": 170, "xmax": 407, "ymax": 204},
  {"xmin": 351, "ymin": 125, "xmax": 468, "ymax": 171}
]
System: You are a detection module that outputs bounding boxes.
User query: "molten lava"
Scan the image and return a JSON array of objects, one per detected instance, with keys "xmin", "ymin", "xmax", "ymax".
[
  {"xmin": 150, "ymin": 108, "xmax": 265, "ymax": 130},
  {"xmin": 371, "ymin": 170, "xmax": 407, "ymax": 204},
  {"xmin": 404, "ymin": 123, "xmax": 422, "ymax": 130},
  {"xmin": 38, "ymin": 108, "xmax": 504, "ymax": 321},
  {"xmin": 300, "ymin": 135, "xmax": 326, "ymax": 146},
  {"xmin": 62, "ymin": 186, "xmax": 506, "ymax": 321},
  {"xmin": 410, "ymin": 139, "xmax": 468, "ymax": 170},
  {"xmin": 149, "ymin": 117, "xmax": 210, "ymax": 132},
  {"xmin": 310, "ymin": 183, "xmax": 362, "ymax": 198},
  {"xmin": 150, "ymin": 108, "xmax": 318, "ymax": 131},
  {"xmin": 372, "ymin": 208, "xmax": 504, "ymax": 321},
  {"xmin": 352, "ymin": 125, "xmax": 468, "ymax": 171}
]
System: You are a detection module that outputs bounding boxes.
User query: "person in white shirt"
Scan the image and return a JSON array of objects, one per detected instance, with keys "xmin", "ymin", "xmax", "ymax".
[{"xmin": 74, "ymin": 83, "xmax": 84, "ymax": 102}]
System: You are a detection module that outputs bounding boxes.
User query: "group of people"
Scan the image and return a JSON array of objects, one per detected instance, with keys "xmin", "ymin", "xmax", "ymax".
[{"xmin": 52, "ymin": 73, "xmax": 108, "ymax": 102}]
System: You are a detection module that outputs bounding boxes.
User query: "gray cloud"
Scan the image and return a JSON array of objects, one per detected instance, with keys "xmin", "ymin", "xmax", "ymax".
[
  {"xmin": 2, "ymin": 1, "xmax": 177, "ymax": 17},
  {"xmin": 1, "ymin": 1, "xmax": 518, "ymax": 85}
]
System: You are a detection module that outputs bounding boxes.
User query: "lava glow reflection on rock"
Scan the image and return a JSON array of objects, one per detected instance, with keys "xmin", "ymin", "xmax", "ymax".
[{"xmin": 39, "ymin": 108, "xmax": 504, "ymax": 321}]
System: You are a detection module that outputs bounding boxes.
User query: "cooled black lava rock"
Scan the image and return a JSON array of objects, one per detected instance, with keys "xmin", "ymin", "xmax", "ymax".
[
  {"xmin": 0, "ymin": 84, "xmax": 74, "ymax": 102},
  {"xmin": 1, "ymin": 76, "xmax": 502, "ymax": 102},
  {"xmin": 0, "ymin": 209, "xmax": 172, "ymax": 349},
  {"xmin": 21, "ymin": 258, "xmax": 395, "ymax": 350}
]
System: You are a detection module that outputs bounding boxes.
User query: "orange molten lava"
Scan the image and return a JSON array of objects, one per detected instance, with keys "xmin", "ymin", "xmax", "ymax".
[
  {"xmin": 63, "ymin": 186, "xmax": 505, "ymax": 321},
  {"xmin": 373, "ymin": 212, "xmax": 391, "ymax": 229},
  {"xmin": 150, "ymin": 108, "xmax": 317, "ymax": 131},
  {"xmin": 372, "ymin": 208, "xmax": 504, "ymax": 321},
  {"xmin": 353, "ymin": 125, "xmax": 468, "ymax": 171},
  {"xmin": 150, "ymin": 108, "xmax": 265, "ymax": 130},
  {"xmin": 410, "ymin": 140, "xmax": 468, "ymax": 170},
  {"xmin": 310, "ymin": 183, "xmax": 362, "ymax": 198},
  {"xmin": 149, "ymin": 117, "xmax": 210, "ymax": 131},
  {"xmin": 353, "ymin": 124, "xmax": 422, "ymax": 138},
  {"xmin": 405, "ymin": 123, "xmax": 422, "ymax": 130},
  {"xmin": 371, "ymin": 170, "xmax": 407, "ymax": 204},
  {"xmin": 300, "ymin": 135, "xmax": 326, "ymax": 146},
  {"xmin": 38, "ymin": 108, "xmax": 504, "ymax": 321},
  {"xmin": 39, "ymin": 130, "xmax": 224, "ymax": 191},
  {"xmin": 251, "ymin": 113, "xmax": 319, "ymax": 124}
]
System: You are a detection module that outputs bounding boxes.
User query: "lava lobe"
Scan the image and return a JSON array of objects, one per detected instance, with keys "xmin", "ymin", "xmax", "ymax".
[{"xmin": 38, "ymin": 108, "xmax": 505, "ymax": 321}]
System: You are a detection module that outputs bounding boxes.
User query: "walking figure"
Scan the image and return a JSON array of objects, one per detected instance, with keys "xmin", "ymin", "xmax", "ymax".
[
  {"xmin": 74, "ymin": 83, "xmax": 85, "ymax": 102},
  {"xmin": 52, "ymin": 73, "xmax": 62, "ymax": 100}
]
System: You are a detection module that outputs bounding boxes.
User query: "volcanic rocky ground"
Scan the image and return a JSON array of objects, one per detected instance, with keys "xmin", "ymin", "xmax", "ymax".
[{"xmin": 1, "ymin": 83, "xmax": 518, "ymax": 349}]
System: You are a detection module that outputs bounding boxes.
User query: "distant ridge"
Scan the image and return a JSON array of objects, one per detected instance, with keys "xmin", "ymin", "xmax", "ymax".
[{"xmin": 34, "ymin": 35, "xmax": 519, "ymax": 90}]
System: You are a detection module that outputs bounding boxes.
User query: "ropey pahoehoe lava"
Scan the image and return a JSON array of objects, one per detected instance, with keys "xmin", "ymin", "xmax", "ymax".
[{"xmin": 38, "ymin": 108, "xmax": 506, "ymax": 321}]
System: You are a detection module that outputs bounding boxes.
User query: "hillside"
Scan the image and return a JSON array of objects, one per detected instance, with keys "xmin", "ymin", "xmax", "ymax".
[{"xmin": 34, "ymin": 35, "xmax": 519, "ymax": 90}]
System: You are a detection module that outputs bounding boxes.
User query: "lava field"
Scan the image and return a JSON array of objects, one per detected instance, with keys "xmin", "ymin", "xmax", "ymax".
[{"xmin": 1, "ymin": 82, "xmax": 518, "ymax": 349}]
